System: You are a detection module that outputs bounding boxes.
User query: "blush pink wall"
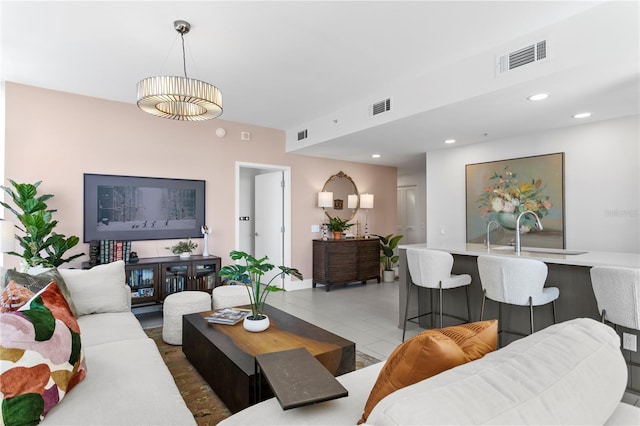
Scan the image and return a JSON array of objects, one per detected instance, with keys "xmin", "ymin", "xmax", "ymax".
[{"xmin": 4, "ymin": 83, "xmax": 397, "ymax": 280}]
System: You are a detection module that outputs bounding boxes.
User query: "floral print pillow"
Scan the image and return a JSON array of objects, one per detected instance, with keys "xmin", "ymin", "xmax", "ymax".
[{"xmin": 0, "ymin": 281, "xmax": 87, "ymax": 425}]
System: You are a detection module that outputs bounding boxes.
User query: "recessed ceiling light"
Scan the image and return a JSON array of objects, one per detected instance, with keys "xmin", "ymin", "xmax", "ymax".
[
  {"xmin": 444, "ymin": 139, "xmax": 456, "ymax": 144},
  {"xmin": 527, "ymin": 93, "xmax": 549, "ymax": 101},
  {"xmin": 371, "ymin": 154, "xmax": 381, "ymax": 158},
  {"xmin": 573, "ymin": 112, "xmax": 591, "ymax": 119}
]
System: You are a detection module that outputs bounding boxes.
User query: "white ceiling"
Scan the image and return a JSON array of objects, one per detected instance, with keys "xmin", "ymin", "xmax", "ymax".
[{"xmin": 2, "ymin": 1, "xmax": 638, "ymax": 174}]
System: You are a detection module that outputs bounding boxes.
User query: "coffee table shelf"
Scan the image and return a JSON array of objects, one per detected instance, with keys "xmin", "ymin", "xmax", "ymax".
[{"xmin": 256, "ymin": 347, "xmax": 348, "ymax": 410}]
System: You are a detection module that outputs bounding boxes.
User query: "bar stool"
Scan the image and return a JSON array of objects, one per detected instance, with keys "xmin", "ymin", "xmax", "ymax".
[
  {"xmin": 590, "ymin": 266, "xmax": 640, "ymax": 371},
  {"xmin": 402, "ymin": 248, "xmax": 472, "ymax": 341},
  {"xmin": 478, "ymin": 255, "xmax": 559, "ymax": 345},
  {"xmin": 590, "ymin": 266, "xmax": 640, "ymax": 329}
]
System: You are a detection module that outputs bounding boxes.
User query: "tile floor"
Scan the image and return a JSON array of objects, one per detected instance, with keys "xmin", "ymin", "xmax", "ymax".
[
  {"xmin": 266, "ymin": 280, "xmax": 419, "ymax": 361},
  {"xmin": 136, "ymin": 279, "xmax": 640, "ymax": 407}
]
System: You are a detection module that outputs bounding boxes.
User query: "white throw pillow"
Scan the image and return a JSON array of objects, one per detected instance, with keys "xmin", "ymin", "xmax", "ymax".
[{"xmin": 59, "ymin": 260, "xmax": 128, "ymax": 316}]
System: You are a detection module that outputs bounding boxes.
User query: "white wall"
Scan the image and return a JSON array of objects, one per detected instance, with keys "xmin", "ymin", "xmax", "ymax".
[{"xmin": 426, "ymin": 115, "xmax": 640, "ymax": 253}]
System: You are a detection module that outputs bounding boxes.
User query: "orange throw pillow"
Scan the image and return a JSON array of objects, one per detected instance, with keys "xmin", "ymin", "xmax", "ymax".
[{"xmin": 358, "ymin": 320, "xmax": 497, "ymax": 424}]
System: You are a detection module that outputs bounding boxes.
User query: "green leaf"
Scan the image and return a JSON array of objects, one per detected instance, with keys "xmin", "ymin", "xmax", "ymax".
[
  {"xmin": 2, "ymin": 393, "xmax": 44, "ymax": 426},
  {"xmin": 20, "ymin": 296, "xmax": 55, "ymax": 341}
]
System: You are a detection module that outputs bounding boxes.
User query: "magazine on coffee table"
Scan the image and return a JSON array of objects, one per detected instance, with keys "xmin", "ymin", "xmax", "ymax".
[{"xmin": 205, "ymin": 308, "xmax": 250, "ymax": 325}]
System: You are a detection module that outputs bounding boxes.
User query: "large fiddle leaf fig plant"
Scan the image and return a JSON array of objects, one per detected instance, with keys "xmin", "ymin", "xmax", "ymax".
[{"xmin": 1, "ymin": 180, "xmax": 84, "ymax": 268}]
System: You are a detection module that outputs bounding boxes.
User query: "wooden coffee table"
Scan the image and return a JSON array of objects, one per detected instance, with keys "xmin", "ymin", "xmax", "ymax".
[{"xmin": 182, "ymin": 304, "xmax": 355, "ymax": 413}]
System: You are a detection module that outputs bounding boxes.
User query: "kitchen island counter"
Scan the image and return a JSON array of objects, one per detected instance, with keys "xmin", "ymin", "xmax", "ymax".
[{"xmin": 397, "ymin": 243, "xmax": 639, "ymax": 344}]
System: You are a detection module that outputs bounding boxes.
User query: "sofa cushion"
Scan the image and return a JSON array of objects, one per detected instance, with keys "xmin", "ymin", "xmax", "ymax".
[
  {"xmin": 58, "ymin": 261, "xmax": 128, "ymax": 316},
  {"xmin": 0, "ymin": 282, "xmax": 87, "ymax": 425},
  {"xmin": 5, "ymin": 268, "xmax": 78, "ymax": 317},
  {"xmin": 358, "ymin": 320, "xmax": 497, "ymax": 424},
  {"xmin": 367, "ymin": 318, "xmax": 628, "ymax": 425},
  {"xmin": 40, "ymin": 338, "xmax": 196, "ymax": 425},
  {"xmin": 77, "ymin": 312, "xmax": 149, "ymax": 348},
  {"xmin": 0, "ymin": 280, "xmax": 35, "ymax": 312}
]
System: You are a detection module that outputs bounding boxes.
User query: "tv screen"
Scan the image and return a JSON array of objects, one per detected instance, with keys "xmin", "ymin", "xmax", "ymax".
[{"xmin": 83, "ymin": 173, "xmax": 206, "ymax": 242}]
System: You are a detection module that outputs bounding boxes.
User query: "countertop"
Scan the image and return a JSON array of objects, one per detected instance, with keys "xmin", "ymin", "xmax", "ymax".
[{"xmin": 398, "ymin": 243, "xmax": 640, "ymax": 269}]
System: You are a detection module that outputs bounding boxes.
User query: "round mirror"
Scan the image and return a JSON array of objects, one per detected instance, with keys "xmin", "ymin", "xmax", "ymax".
[{"xmin": 322, "ymin": 171, "xmax": 359, "ymax": 221}]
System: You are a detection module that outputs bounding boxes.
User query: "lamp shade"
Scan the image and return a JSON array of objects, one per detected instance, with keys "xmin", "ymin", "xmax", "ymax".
[
  {"xmin": 318, "ymin": 192, "xmax": 334, "ymax": 208},
  {"xmin": 0, "ymin": 220, "xmax": 15, "ymax": 252},
  {"xmin": 360, "ymin": 193, "xmax": 374, "ymax": 209},
  {"xmin": 348, "ymin": 194, "xmax": 358, "ymax": 209}
]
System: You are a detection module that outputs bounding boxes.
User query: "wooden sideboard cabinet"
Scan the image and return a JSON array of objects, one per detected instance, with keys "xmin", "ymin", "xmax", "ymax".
[{"xmin": 312, "ymin": 238, "xmax": 380, "ymax": 291}]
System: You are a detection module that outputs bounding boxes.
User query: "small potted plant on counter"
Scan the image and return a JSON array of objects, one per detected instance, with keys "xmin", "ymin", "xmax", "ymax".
[
  {"xmin": 375, "ymin": 233, "xmax": 404, "ymax": 282},
  {"xmin": 325, "ymin": 217, "xmax": 353, "ymax": 240},
  {"xmin": 167, "ymin": 238, "xmax": 198, "ymax": 259}
]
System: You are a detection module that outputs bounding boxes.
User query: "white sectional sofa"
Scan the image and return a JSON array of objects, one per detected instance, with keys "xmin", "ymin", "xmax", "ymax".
[
  {"xmin": 17, "ymin": 261, "xmax": 195, "ymax": 425},
  {"xmin": 221, "ymin": 318, "xmax": 640, "ymax": 425}
]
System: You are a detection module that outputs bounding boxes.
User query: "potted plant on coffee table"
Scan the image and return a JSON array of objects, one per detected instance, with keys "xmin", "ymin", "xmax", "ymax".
[
  {"xmin": 166, "ymin": 238, "xmax": 198, "ymax": 259},
  {"xmin": 325, "ymin": 217, "xmax": 353, "ymax": 240},
  {"xmin": 375, "ymin": 233, "xmax": 404, "ymax": 282},
  {"xmin": 219, "ymin": 250, "xmax": 303, "ymax": 332}
]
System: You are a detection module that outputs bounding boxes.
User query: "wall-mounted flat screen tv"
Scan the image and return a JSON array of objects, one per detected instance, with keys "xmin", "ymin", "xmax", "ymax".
[{"xmin": 83, "ymin": 173, "xmax": 206, "ymax": 242}]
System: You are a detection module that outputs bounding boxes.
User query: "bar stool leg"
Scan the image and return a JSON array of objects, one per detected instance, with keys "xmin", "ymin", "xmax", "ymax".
[
  {"xmin": 498, "ymin": 301, "xmax": 503, "ymax": 348},
  {"xmin": 552, "ymin": 300, "xmax": 557, "ymax": 324},
  {"xmin": 465, "ymin": 285, "xmax": 471, "ymax": 323},
  {"xmin": 430, "ymin": 288, "xmax": 435, "ymax": 329},
  {"xmin": 438, "ymin": 282, "xmax": 443, "ymax": 329},
  {"xmin": 480, "ymin": 290, "xmax": 486, "ymax": 321},
  {"xmin": 529, "ymin": 296, "xmax": 535, "ymax": 334},
  {"xmin": 402, "ymin": 282, "xmax": 412, "ymax": 342}
]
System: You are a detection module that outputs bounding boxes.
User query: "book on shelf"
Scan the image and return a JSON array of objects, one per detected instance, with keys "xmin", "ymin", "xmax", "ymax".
[
  {"xmin": 97, "ymin": 240, "xmax": 132, "ymax": 264},
  {"xmin": 205, "ymin": 308, "xmax": 250, "ymax": 325}
]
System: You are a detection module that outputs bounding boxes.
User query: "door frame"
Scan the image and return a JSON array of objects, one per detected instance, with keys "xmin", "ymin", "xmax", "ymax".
[{"xmin": 235, "ymin": 162, "xmax": 292, "ymax": 287}]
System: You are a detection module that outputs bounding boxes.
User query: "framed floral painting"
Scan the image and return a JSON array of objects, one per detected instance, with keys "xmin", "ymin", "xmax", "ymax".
[{"xmin": 465, "ymin": 153, "xmax": 565, "ymax": 248}]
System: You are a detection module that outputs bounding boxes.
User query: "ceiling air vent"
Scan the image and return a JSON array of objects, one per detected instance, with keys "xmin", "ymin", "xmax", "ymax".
[
  {"xmin": 297, "ymin": 129, "xmax": 308, "ymax": 141},
  {"xmin": 369, "ymin": 98, "xmax": 391, "ymax": 116},
  {"xmin": 497, "ymin": 40, "xmax": 548, "ymax": 75}
]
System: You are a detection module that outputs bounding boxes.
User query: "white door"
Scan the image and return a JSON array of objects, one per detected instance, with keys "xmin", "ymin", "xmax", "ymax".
[
  {"xmin": 397, "ymin": 186, "xmax": 421, "ymax": 244},
  {"xmin": 255, "ymin": 171, "xmax": 284, "ymax": 285}
]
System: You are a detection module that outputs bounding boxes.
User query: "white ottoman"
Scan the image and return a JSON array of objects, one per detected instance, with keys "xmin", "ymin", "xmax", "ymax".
[
  {"xmin": 212, "ymin": 285, "xmax": 251, "ymax": 309},
  {"xmin": 162, "ymin": 291, "xmax": 211, "ymax": 345}
]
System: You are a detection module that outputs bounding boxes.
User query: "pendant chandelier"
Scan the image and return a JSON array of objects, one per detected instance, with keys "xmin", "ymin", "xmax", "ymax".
[{"xmin": 137, "ymin": 20, "xmax": 223, "ymax": 121}]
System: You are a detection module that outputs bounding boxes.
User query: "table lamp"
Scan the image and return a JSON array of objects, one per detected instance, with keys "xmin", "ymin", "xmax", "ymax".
[{"xmin": 360, "ymin": 194, "xmax": 374, "ymax": 239}]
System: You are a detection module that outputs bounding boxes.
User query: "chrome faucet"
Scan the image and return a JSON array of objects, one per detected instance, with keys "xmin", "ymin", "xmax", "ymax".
[
  {"xmin": 515, "ymin": 210, "xmax": 543, "ymax": 254},
  {"xmin": 486, "ymin": 220, "xmax": 500, "ymax": 250}
]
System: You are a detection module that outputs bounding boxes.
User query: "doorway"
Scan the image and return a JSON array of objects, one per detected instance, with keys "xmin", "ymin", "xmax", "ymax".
[
  {"xmin": 235, "ymin": 162, "xmax": 292, "ymax": 289},
  {"xmin": 397, "ymin": 185, "xmax": 423, "ymax": 245}
]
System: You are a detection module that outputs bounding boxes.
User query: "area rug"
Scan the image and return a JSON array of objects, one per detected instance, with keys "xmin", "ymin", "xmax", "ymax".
[{"xmin": 144, "ymin": 327, "xmax": 381, "ymax": 425}]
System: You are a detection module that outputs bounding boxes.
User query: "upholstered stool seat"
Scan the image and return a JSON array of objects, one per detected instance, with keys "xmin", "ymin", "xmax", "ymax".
[
  {"xmin": 478, "ymin": 255, "xmax": 559, "ymax": 346},
  {"xmin": 403, "ymin": 248, "xmax": 472, "ymax": 341},
  {"xmin": 212, "ymin": 285, "xmax": 251, "ymax": 310},
  {"xmin": 162, "ymin": 291, "xmax": 211, "ymax": 345}
]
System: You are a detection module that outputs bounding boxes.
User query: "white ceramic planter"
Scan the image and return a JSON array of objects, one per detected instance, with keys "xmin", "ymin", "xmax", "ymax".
[
  {"xmin": 179, "ymin": 253, "xmax": 191, "ymax": 259},
  {"xmin": 243, "ymin": 315, "xmax": 270, "ymax": 332},
  {"xmin": 382, "ymin": 270, "xmax": 396, "ymax": 283}
]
